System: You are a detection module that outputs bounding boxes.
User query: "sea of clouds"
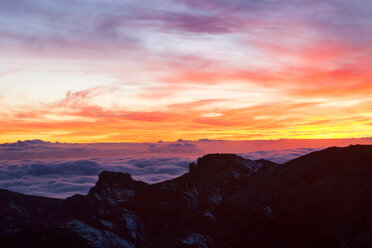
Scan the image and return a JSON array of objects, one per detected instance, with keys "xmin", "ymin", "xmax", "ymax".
[{"xmin": 1, "ymin": 138, "xmax": 370, "ymax": 198}]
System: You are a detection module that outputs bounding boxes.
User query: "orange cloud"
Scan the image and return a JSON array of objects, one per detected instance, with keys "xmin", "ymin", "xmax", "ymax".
[
  {"xmin": 1, "ymin": 0, "xmax": 371, "ymax": 143},
  {"xmin": 0, "ymin": 91, "xmax": 371, "ymax": 143}
]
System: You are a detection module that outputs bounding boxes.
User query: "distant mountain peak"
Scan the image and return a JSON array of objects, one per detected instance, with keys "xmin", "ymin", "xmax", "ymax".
[{"xmin": 1, "ymin": 139, "xmax": 51, "ymax": 147}]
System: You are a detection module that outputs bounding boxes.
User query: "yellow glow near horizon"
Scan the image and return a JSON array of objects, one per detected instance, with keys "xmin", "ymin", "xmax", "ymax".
[{"xmin": 1, "ymin": 0, "xmax": 371, "ymax": 143}]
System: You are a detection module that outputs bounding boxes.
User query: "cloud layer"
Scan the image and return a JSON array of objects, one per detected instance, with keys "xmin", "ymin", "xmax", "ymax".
[
  {"xmin": 0, "ymin": 156, "xmax": 191, "ymax": 198},
  {"xmin": 1, "ymin": 139, "xmax": 371, "ymax": 198}
]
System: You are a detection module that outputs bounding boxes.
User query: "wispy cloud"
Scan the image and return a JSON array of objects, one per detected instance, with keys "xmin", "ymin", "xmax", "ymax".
[{"xmin": 0, "ymin": 0, "xmax": 371, "ymax": 142}]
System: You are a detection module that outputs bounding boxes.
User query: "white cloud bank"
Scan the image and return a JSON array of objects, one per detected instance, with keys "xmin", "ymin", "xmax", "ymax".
[{"xmin": 0, "ymin": 138, "xmax": 370, "ymax": 198}]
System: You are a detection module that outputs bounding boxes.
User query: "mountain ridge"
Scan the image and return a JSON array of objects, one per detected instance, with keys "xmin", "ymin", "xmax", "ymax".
[{"xmin": 0, "ymin": 145, "xmax": 371, "ymax": 247}]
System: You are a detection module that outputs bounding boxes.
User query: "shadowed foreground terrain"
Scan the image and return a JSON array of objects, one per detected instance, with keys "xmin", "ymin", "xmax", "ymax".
[{"xmin": 0, "ymin": 145, "xmax": 371, "ymax": 247}]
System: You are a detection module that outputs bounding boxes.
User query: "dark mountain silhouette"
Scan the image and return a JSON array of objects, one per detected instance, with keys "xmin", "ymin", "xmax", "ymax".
[{"xmin": 0, "ymin": 145, "xmax": 371, "ymax": 247}]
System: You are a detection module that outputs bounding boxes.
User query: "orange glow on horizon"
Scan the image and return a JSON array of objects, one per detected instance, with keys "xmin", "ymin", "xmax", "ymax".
[{"xmin": 1, "ymin": 0, "xmax": 371, "ymax": 143}]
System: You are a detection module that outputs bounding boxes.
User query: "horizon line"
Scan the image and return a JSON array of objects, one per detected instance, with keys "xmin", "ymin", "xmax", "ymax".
[{"xmin": 2, "ymin": 137, "xmax": 372, "ymax": 145}]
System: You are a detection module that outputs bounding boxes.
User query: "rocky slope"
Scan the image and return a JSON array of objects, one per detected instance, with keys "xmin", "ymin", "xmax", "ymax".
[{"xmin": 0, "ymin": 145, "xmax": 371, "ymax": 248}]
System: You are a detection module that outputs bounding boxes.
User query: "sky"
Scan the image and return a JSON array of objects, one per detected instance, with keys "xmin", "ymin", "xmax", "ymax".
[{"xmin": 0, "ymin": 0, "xmax": 372, "ymax": 143}]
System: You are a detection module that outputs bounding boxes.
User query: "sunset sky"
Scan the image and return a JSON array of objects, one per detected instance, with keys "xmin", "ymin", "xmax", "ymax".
[{"xmin": 1, "ymin": 0, "xmax": 371, "ymax": 143}]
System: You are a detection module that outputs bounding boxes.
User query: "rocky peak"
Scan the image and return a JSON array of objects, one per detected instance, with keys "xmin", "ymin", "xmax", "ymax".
[
  {"xmin": 87, "ymin": 172, "xmax": 138, "ymax": 201},
  {"xmin": 189, "ymin": 153, "xmax": 260, "ymax": 175},
  {"xmin": 97, "ymin": 171, "xmax": 133, "ymax": 186},
  {"xmin": 88, "ymin": 171, "xmax": 148, "ymax": 203}
]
